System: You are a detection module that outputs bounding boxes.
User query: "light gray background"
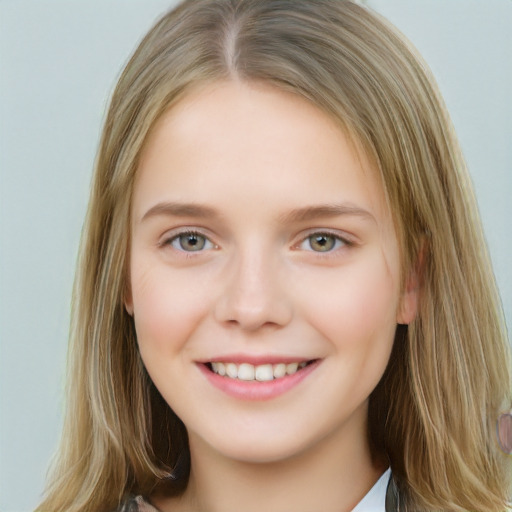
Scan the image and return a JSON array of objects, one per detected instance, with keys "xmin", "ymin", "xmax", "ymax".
[{"xmin": 1, "ymin": 1, "xmax": 511, "ymax": 510}]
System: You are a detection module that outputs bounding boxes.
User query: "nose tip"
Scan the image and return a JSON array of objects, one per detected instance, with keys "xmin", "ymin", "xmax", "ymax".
[
  {"xmin": 222, "ymin": 303, "xmax": 282, "ymax": 332},
  {"xmin": 213, "ymin": 257, "xmax": 293, "ymax": 331}
]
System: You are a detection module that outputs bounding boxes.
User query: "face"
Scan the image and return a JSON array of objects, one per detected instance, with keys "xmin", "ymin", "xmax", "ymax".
[{"xmin": 127, "ymin": 81, "xmax": 416, "ymax": 464}]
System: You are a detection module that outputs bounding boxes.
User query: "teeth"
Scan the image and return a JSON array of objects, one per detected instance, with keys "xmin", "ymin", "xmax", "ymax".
[
  {"xmin": 210, "ymin": 361, "xmax": 309, "ymax": 381},
  {"xmin": 286, "ymin": 362, "xmax": 298, "ymax": 374},
  {"xmin": 226, "ymin": 363, "xmax": 238, "ymax": 379},
  {"xmin": 273, "ymin": 363, "xmax": 286, "ymax": 379},
  {"xmin": 217, "ymin": 362, "xmax": 226, "ymax": 376},
  {"xmin": 238, "ymin": 363, "xmax": 255, "ymax": 381},
  {"xmin": 255, "ymin": 364, "xmax": 273, "ymax": 382}
]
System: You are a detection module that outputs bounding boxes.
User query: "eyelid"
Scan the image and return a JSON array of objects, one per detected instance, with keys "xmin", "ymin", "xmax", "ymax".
[
  {"xmin": 157, "ymin": 226, "xmax": 356, "ymax": 254},
  {"xmin": 293, "ymin": 229, "xmax": 356, "ymax": 252},
  {"xmin": 158, "ymin": 227, "xmax": 217, "ymax": 251}
]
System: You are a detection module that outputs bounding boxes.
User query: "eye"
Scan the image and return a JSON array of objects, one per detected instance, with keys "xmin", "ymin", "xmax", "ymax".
[
  {"xmin": 166, "ymin": 231, "xmax": 215, "ymax": 252},
  {"xmin": 300, "ymin": 233, "xmax": 347, "ymax": 252}
]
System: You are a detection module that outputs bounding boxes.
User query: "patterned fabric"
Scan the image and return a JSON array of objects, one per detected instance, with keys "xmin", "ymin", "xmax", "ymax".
[{"xmin": 118, "ymin": 495, "xmax": 160, "ymax": 512}]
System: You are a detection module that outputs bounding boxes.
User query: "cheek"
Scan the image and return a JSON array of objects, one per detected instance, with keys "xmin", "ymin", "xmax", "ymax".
[
  {"xmin": 130, "ymin": 259, "xmax": 211, "ymax": 357},
  {"xmin": 296, "ymin": 254, "xmax": 400, "ymax": 353}
]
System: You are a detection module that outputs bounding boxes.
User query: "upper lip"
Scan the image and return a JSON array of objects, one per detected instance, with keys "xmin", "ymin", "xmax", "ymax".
[{"xmin": 196, "ymin": 354, "xmax": 315, "ymax": 365}]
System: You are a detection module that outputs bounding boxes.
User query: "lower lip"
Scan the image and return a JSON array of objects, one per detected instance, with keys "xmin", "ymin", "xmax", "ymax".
[{"xmin": 197, "ymin": 360, "xmax": 321, "ymax": 401}]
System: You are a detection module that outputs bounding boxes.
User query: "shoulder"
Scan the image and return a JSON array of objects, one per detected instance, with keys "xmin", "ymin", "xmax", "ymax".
[{"xmin": 117, "ymin": 495, "xmax": 161, "ymax": 512}]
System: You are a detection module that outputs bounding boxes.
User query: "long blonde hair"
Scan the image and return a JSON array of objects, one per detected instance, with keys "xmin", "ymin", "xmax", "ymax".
[{"xmin": 38, "ymin": 1, "xmax": 511, "ymax": 511}]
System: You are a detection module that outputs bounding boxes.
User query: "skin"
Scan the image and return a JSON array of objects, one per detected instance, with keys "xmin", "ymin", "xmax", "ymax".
[{"xmin": 127, "ymin": 80, "xmax": 417, "ymax": 512}]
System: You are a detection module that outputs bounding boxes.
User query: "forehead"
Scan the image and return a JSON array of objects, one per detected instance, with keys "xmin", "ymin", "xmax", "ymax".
[{"xmin": 134, "ymin": 80, "xmax": 387, "ymax": 218}]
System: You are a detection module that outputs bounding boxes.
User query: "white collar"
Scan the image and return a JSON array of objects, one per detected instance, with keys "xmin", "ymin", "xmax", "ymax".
[
  {"xmin": 351, "ymin": 468, "xmax": 391, "ymax": 512},
  {"xmin": 132, "ymin": 468, "xmax": 393, "ymax": 512}
]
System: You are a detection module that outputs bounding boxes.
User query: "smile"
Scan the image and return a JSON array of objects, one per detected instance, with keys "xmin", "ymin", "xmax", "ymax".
[
  {"xmin": 199, "ymin": 359, "xmax": 321, "ymax": 400},
  {"xmin": 208, "ymin": 361, "xmax": 310, "ymax": 381}
]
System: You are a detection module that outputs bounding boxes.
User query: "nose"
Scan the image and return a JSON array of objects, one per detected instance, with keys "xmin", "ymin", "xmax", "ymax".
[{"xmin": 214, "ymin": 245, "xmax": 293, "ymax": 331}]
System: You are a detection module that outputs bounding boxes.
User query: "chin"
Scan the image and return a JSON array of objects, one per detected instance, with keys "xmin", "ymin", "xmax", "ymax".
[
  {"xmin": 190, "ymin": 422, "xmax": 324, "ymax": 466},
  {"xmin": 215, "ymin": 441, "xmax": 306, "ymax": 465}
]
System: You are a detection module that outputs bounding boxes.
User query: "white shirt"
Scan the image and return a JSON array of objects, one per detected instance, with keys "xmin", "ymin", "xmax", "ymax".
[
  {"xmin": 130, "ymin": 468, "xmax": 393, "ymax": 512},
  {"xmin": 351, "ymin": 468, "xmax": 391, "ymax": 512}
]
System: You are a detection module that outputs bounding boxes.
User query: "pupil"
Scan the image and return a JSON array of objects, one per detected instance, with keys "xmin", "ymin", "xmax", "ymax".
[
  {"xmin": 311, "ymin": 234, "xmax": 334, "ymax": 252},
  {"xmin": 180, "ymin": 234, "xmax": 204, "ymax": 251}
]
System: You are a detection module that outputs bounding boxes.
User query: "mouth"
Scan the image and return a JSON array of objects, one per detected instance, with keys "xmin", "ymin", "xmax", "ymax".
[
  {"xmin": 204, "ymin": 359, "xmax": 318, "ymax": 382},
  {"xmin": 198, "ymin": 358, "xmax": 321, "ymax": 400}
]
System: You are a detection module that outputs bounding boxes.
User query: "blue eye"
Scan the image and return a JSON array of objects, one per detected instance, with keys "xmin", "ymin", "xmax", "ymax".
[
  {"xmin": 168, "ymin": 232, "xmax": 214, "ymax": 252},
  {"xmin": 302, "ymin": 233, "xmax": 346, "ymax": 252}
]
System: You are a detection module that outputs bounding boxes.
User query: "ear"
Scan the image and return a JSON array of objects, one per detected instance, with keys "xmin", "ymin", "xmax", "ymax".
[
  {"xmin": 397, "ymin": 240, "xmax": 426, "ymax": 325},
  {"xmin": 125, "ymin": 297, "xmax": 134, "ymax": 316},
  {"xmin": 396, "ymin": 270, "xmax": 419, "ymax": 325},
  {"xmin": 123, "ymin": 280, "xmax": 134, "ymax": 316}
]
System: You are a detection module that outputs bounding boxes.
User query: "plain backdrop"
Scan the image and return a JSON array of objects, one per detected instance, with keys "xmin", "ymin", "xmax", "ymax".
[{"xmin": 0, "ymin": 1, "xmax": 511, "ymax": 510}]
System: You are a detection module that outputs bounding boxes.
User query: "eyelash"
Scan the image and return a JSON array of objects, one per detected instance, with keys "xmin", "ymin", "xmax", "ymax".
[
  {"xmin": 159, "ymin": 229, "xmax": 355, "ymax": 256},
  {"xmin": 296, "ymin": 231, "xmax": 354, "ymax": 254},
  {"xmin": 160, "ymin": 230, "xmax": 216, "ymax": 254}
]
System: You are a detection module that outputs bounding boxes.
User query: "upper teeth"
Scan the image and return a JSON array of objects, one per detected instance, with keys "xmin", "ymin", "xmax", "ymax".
[{"xmin": 211, "ymin": 361, "xmax": 308, "ymax": 381}]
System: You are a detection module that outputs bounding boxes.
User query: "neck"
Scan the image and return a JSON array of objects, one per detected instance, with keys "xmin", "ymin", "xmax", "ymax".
[{"xmin": 154, "ymin": 405, "xmax": 387, "ymax": 512}]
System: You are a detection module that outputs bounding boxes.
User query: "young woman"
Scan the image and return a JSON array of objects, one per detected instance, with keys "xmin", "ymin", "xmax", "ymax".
[{"xmin": 37, "ymin": 1, "xmax": 512, "ymax": 511}]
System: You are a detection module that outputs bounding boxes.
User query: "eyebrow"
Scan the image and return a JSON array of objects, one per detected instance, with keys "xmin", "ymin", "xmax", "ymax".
[
  {"xmin": 277, "ymin": 203, "xmax": 376, "ymax": 224},
  {"xmin": 140, "ymin": 201, "xmax": 375, "ymax": 224},
  {"xmin": 141, "ymin": 202, "xmax": 219, "ymax": 222}
]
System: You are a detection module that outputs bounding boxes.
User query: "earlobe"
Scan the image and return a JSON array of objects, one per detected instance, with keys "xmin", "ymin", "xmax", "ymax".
[
  {"xmin": 125, "ymin": 299, "xmax": 134, "ymax": 316},
  {"xmin": 124, "ymin": 283, "xmax": 134, "ymax": 316},
  {"xmin": 397, "ymin": 278, "xmax": 418, "ymax": 325},
  {"xmin": 397, "ymin": 240, "xmax": 427, "ymax": 325}
]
